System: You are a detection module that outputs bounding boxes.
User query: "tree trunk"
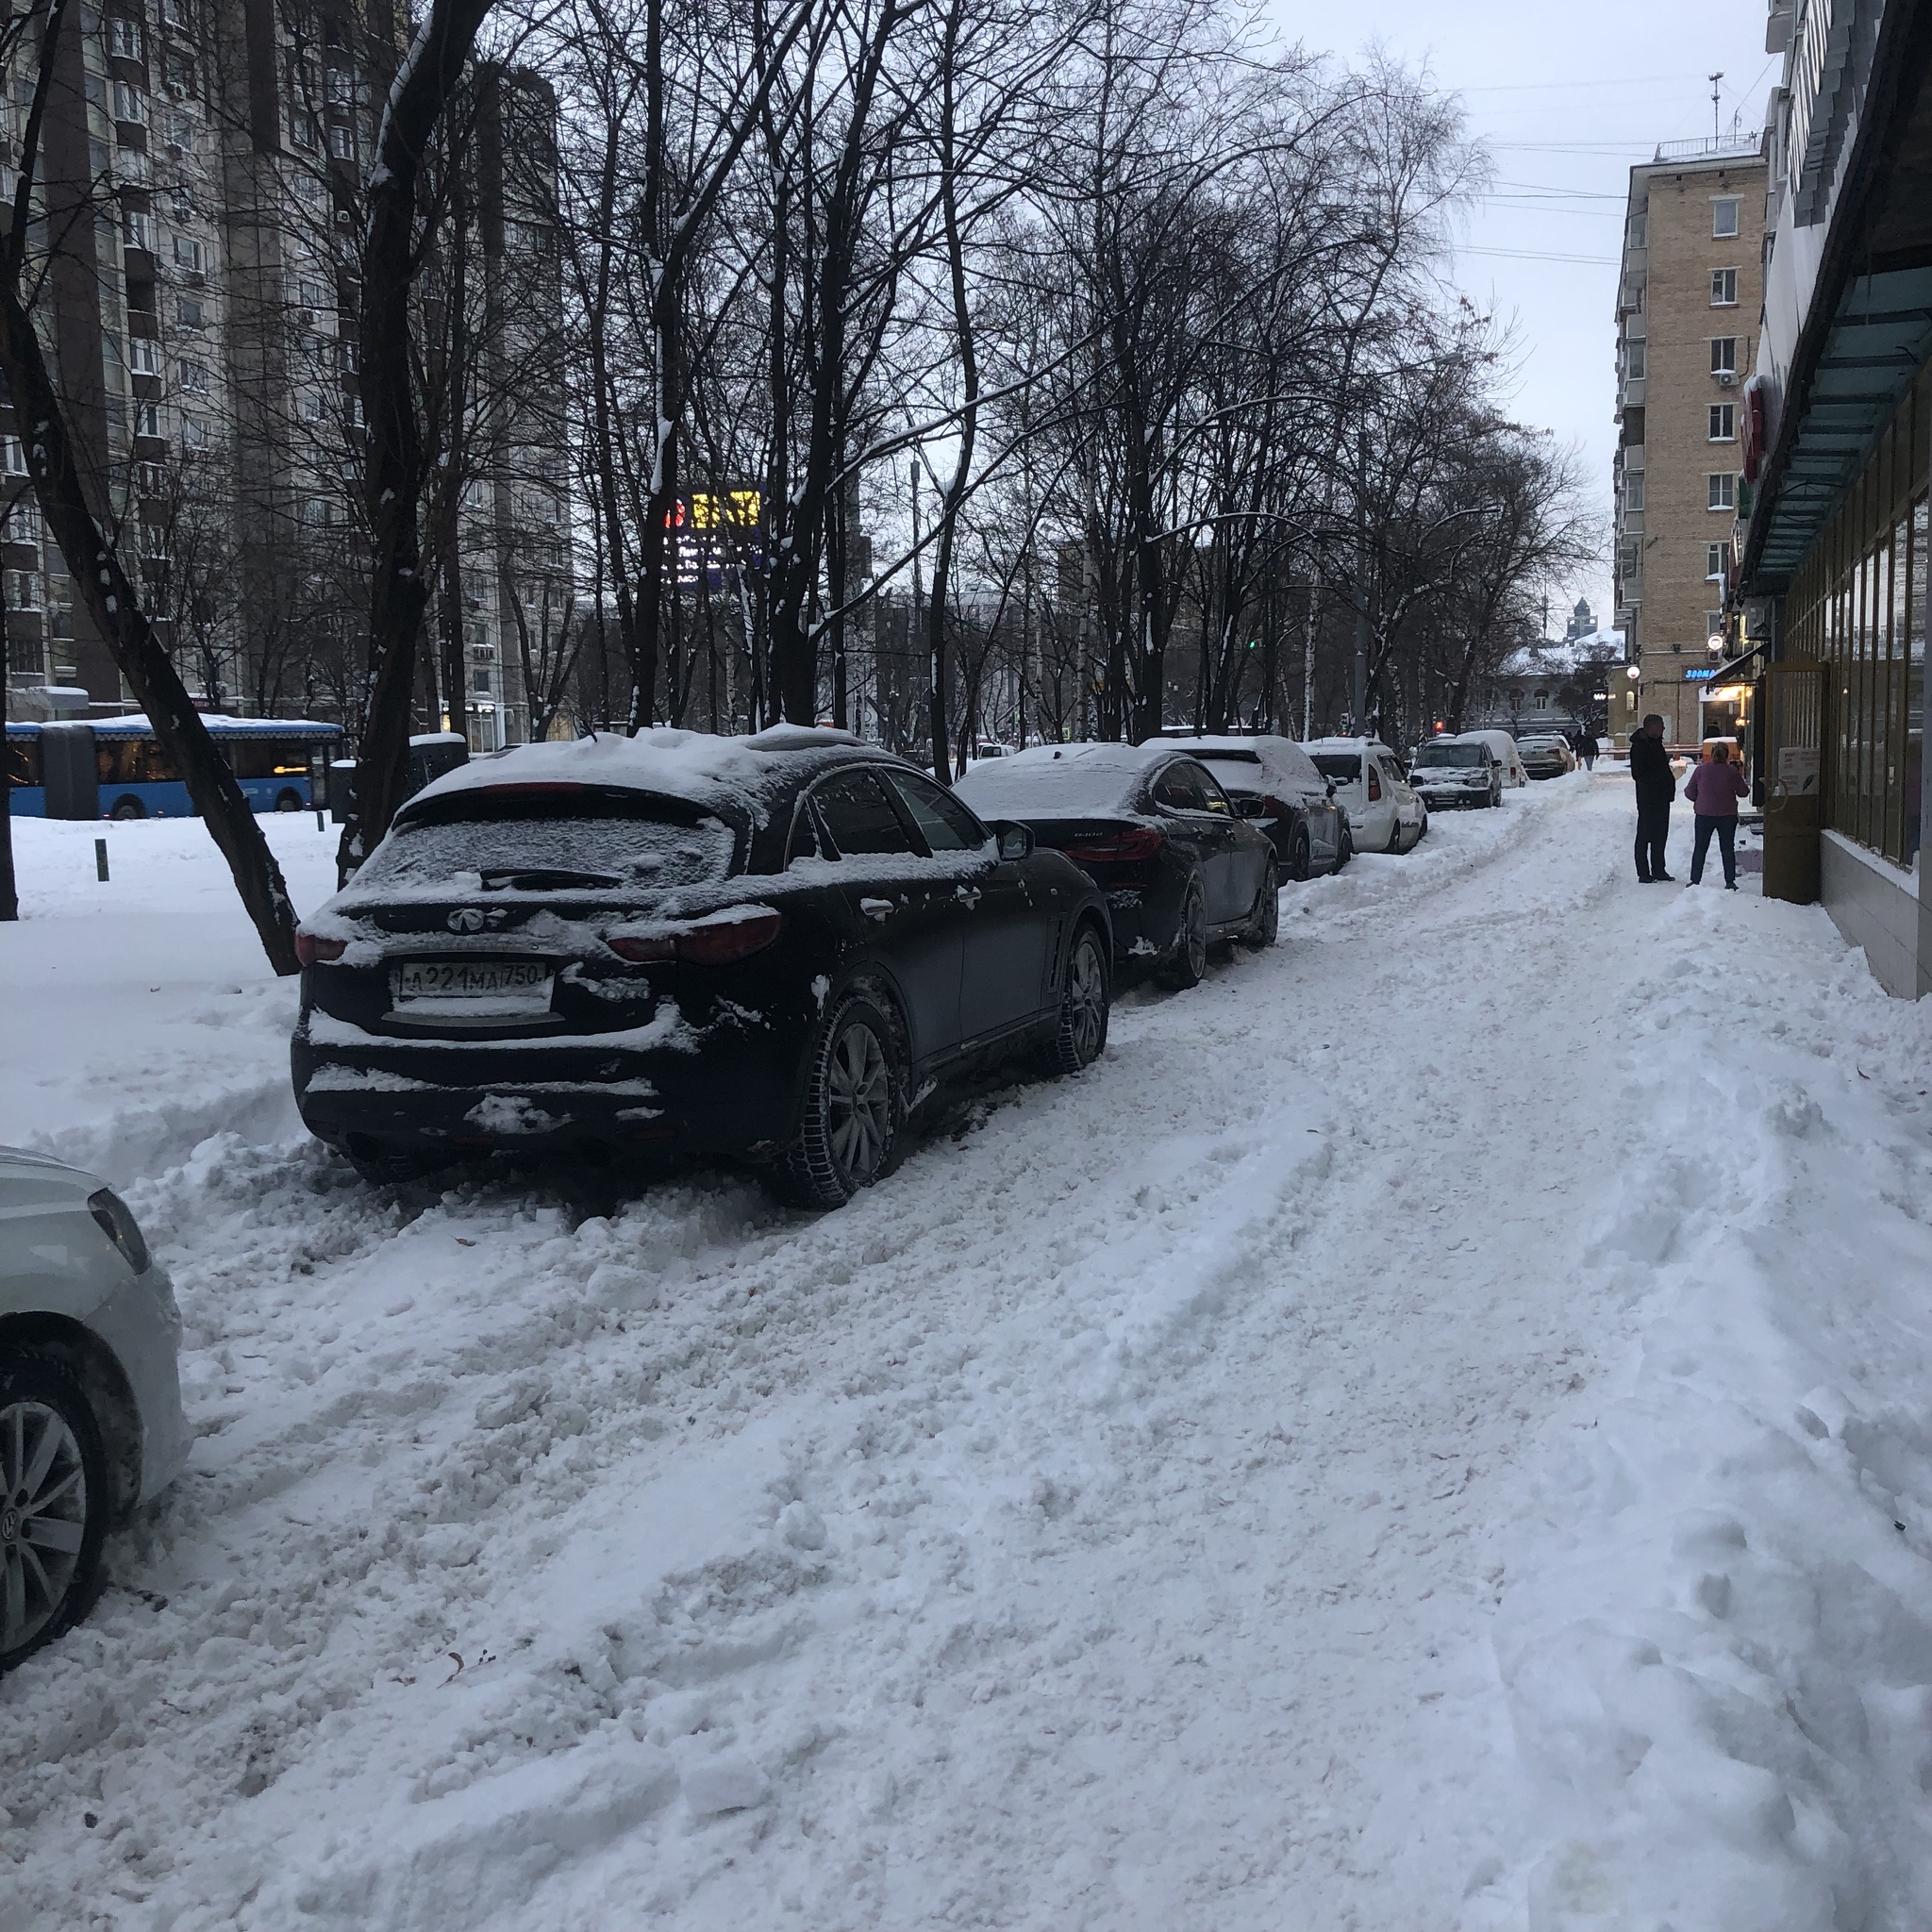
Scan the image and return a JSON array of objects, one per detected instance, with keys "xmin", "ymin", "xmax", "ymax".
[{"xmin": 334, "ymin": 0, "xmax": 497, "ymax": 879}]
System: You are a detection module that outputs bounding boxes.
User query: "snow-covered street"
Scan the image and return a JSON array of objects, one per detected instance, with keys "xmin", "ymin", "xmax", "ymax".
[{"xmin": 3, "ymin": 775, "xmax": 1930, "ymax": 1931}]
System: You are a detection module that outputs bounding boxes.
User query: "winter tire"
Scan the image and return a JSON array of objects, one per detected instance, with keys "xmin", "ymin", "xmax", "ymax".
[
  {"xmin": 109, "ymin": 798, "xmax": 143, "ymax": 821},
  {"xmin": 1155, "ymin": 879, "xmax": 1209, "ymax": 991},
  {"xmin": 1287, "ymin": 829, "xmax": 1311, "ymax": 883},
  {"xmin": 1241, "ymin": 860, "xmax": 1279, "ymax": 950},
  {"xmin": 1036, "ymin": 926, "xmax": 1109, "ymax": 1076},
  {"xmin": 0, "ymin": 1352, "xmax": 108, "ymax": 1674},
  {"xmin": 1385, "ymin": 818, "xmax": 1403, "ymax": 854},
  {"xmin": 772, "ymin": 992, "xmax": 904, "ymax": 1210},
  {"xmin": 1332, "ymin": 824, "xmax": 1353, "ymax": 874}
]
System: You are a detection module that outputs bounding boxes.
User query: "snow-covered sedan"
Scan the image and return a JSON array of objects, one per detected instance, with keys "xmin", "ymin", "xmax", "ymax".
[
  {"xmin": 1408, "ymin": 736, "xmax": 1504, "ymax": 809},
  {"xmin": 291, "ymin": 727, "xmax": 1113, "ymax": 1208},
  {"xmin": 1160, "ymin": 732, "xmax": 1352, "ymax": 878},
  {"xmin": 953, "ymin": 742, "xmax": 1278, "ymax": 988},
  {"xmin": 1, "ymin": 1147, "xmax": 189, "ymax": 1672}
]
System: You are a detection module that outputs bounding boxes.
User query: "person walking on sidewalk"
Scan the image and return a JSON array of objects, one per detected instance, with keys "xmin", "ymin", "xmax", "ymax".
[
  {"xmin": 1577, "ymin": 730, "xmax": 1599, "ymax": 773},
  {"xmin": 1684, "ymin": 741, "xmax": 1750, "ymax": 890},
  {"xmin": 1629, "ymin": 714, "xmax": 1676, "ymax": 882}
]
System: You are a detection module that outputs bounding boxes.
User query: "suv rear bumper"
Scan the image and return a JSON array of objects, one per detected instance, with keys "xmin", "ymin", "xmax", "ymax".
[{"xmin": 292, "ymin": 1008, "xmax": 806, "ymax": 1161}]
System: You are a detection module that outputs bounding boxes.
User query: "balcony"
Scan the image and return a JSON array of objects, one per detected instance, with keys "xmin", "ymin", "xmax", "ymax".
[{"xmin": 1654, "ymin": 134, "xmax": 1765, "ymax": 163}]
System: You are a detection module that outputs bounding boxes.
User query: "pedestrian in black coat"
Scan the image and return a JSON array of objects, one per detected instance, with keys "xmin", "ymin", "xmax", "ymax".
[
  {"xmin": 1629, "ymin": 715, "xmax": 1676, "ymax": 882},
  {"xmin": 1577, "ymin": 731, "xmax": 1600, "ymax": 772}
]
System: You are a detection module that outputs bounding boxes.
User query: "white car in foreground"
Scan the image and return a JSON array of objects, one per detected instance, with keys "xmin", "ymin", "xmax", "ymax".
[
  {"xmin": 1304, "ymin": 738, "xmax": 1427, "ymax": 854},
  {"xmin": 1, "ymin": 1147, "xmax": 189, "ymax": 1670}
]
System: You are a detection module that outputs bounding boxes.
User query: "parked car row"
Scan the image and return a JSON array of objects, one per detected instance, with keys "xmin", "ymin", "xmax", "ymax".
[{"xmin": 0, "ymin": 720, "xmax": 1457, "ymax": 1669}]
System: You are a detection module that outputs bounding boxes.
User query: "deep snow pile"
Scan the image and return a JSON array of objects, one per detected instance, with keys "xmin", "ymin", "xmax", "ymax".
[{"xmin": 0, "ymin": 778, "xmax": 1927, "ymax": 1932}]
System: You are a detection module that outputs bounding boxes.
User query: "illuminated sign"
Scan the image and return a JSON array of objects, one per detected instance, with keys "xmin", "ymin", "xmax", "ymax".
[
  {"xmin": 1684, "ymin": 668, "xmax": 1718, "ymax": 681},
  {"xmin": 668, "ymin": 491, "xmax": 764, "ymax": 586}
]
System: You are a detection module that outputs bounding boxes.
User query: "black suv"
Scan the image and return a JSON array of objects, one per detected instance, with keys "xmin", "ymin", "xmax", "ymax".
[{"xmin": 291, "ymin": 727, "xmax": 1112, "ymax": 1208}]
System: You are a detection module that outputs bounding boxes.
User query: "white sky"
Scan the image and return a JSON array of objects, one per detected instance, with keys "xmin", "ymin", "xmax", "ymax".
[{"xmin": 1265, "ymin": 0, "xmax": 1779, "ymax": 633}]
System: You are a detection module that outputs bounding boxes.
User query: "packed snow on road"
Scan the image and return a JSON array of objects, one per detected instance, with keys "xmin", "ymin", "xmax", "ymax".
[{"xmin": 2, "ymin": 773, "xmax": 1929, "ymax": 1932}]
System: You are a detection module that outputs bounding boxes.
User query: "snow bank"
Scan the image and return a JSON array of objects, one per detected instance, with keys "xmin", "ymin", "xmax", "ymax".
[
  {"xmin": 0, "ymin": 816, "xmax": 341, "ymax": 1183},
  {"xmin": 1493, "ymin": 864, "xmax": 1932, "ymax": 1929}
]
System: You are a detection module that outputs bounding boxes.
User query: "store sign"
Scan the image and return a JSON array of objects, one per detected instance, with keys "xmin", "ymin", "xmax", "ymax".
[{"xmin": 1684, "ymin": 668, "xmax": 1718, "ymax": 681}]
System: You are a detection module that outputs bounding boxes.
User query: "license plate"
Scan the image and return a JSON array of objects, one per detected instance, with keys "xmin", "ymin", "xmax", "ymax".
[{"xmin": 392, "ymin": 958, "xmax": 553, "ymax": 1009}]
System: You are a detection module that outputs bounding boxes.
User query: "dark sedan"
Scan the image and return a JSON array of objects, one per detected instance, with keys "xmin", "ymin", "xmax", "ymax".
[
  {"xmin": 952, "ymin": 742, "xmax": 1278, "ymax": 988},
  {"xmin": 291, "ymin": 726, "xmax": 1113, "ymax": 1208}
]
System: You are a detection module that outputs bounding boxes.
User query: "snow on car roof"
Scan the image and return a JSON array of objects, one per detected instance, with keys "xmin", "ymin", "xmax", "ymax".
[
  {"xmin": 951, "ymin": 741, "xmax": 1179, "ymax": 817},
  {"xmin": 408, "ymin": 725, "xmax": 867, "ymax": 825}
]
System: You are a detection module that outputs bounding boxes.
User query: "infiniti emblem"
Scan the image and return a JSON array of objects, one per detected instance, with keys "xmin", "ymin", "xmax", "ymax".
[{"xmin": 447, "ymin": 908, "xmax": 485, "ymax": 934}]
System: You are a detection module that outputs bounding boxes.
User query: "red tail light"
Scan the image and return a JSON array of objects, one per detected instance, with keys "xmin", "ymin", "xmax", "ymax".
[
  {"xmin": 295, "ymin": 928, "xmax": 347, "ymax": 966},
  {"xmin": 1063, "ymin": 826, "xmax": 1163, "ymax": 864},
  {"xmin": 1261, "ymin": 795, "xmax": 1288, "ymax": 820},
  {"xmin": 1367, "ymin": 771, "xmax": 1383, "ymax": 802},
  {"xmin": 608, "ymin": 908, "xmax": 783, "ymax": 967}
]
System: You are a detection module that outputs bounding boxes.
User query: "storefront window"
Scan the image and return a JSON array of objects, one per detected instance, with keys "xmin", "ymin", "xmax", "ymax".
[{"xmin": 1786, "ymin": 369, "xmax": 1929, "ymax": 870}]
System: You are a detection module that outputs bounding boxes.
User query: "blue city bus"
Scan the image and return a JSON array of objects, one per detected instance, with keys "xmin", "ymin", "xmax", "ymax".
[{"xmin": 6, "ymin": 716, "xmax": 345, "ymax": 819}]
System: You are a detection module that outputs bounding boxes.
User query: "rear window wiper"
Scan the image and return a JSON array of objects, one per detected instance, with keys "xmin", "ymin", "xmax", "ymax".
[{"xmin": 476, "ymin": 867, "xmax": 624, "ymax": 891}]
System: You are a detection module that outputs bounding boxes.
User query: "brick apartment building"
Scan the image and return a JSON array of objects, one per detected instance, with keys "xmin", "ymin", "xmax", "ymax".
[
  {"xmin": 1614, "ymin": 138, "xmax": 1770, "ymax": 748},
  {"xmin": 1, "ymin": 1, "xmax": 565, "ymax": 749}
]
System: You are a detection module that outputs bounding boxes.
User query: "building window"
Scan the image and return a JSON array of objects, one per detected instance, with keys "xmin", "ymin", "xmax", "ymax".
[
  {"xmin": 291, "ymin": 110, "xmax": 318, "ymax": 150},
  {"xmin": 108, "ymin": 17, "xmax": 143, "ymax": 60},
  {"xmin": 126, "ymin": 336, "xmax": 159, "ymax": 376},
  {"xmin": 175, "ymin": 294, "xmax": 204, "ymax": 328},
  {"xmin": 124, "ymin": 210, "xmax": 155, "ymax": 252},
  {"xmin": 300, "ymin": 390, "xmax": 325, "ymax": 423},
  {"xmin": 1709, "ymin": 403, "xmax": 1736, "ymax": 441},
  {"xmin": 1707, "ymin": 610, "xmax": 1725, "ymax": 638},
  {"xmin": 164, "ymin": 109, "xmax": 195, "ymax": 151},
  {"xmin": 1624, "ymin": 341, "xmax": 1646, "ymax": 380},
  {"xmin": 137, "ymin": 461, "xmax": 168, "ymax": 494},
  {"xmin": 297, "ymin": 276, "xmax": 331, "ymax": 311},
  {"xmin": 1706, "ymin": 543, "xmax": 1726, "ymax": 579},
  {"xmin": 181, "ymin": 416, "xmax": 210, "ymax": 450},
  {"xmin": 1707, "ymin": 473, "xmax": 1736, "ymax": 512},
  {"xmin": 1710, "ymin": 267, "xmax": 1738, "ymax": 306},
  {"xmin": 173, "ymin": 235, "xmax": 206, "ymax": 274},
  {"xmin": 161, "ymin": 0, "xmax": 189, "ymax": 25},
  {"xmin": 5, "ymin": 499, "xmax": 39, "ymax": 542},
  {"xmin": 1710, "ymin": 337, "xmax": 1739, "ymax": 376},
  {"xmin": 162, "ymin": 51, "xmax": 192, "ymax": 96},
  {"xmin": 328, "ymin": 123, "xmax": 354, "ymax": 160},
  {"xmin": 110, "ymin": 78, "xmax": 146, "ymax": 124},
  {"xmin": 1624, "ymin": 474, "xmax": 1645, "ymax": 512},
  {"xmin": 177, "ymin": 358, "xmax": 208, "ymax": 395},
  {"xmin": 1712, "ymin": 197, "xmax": 1740, "ymax": 238},
  {"xmin": 473, "ymin": 669, "xmax": 492, "ymax": 694},
  {"xmin": 1627, "ymin": 213, "xmax": 1647, "ymax": 249},
  {"xmin": 134, "ymin": 403, "xmax": 161, "ymax": 438}
]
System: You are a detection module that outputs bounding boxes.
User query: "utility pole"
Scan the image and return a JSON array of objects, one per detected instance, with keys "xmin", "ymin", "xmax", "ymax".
[
  {"xmin": 1351, "ymin": 541, "xmax": 1368, "ymax": 738},
  {"xmin": 1708, "ymin": 72, "xmax": 1724, "ymax": 142}
]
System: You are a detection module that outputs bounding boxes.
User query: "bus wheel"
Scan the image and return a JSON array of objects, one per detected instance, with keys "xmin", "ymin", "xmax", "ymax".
[
  {"xmin": 275, "ymin": 790, "xmax": 302, "ymax": 812},
  {"xmin": 109, "ymin": 797, "xmax": 144, "ymax": 821}
]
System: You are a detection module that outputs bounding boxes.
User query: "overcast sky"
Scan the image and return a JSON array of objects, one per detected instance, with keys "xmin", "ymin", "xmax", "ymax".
[{"xmin": 1264, "ymin": 0, "xmax": 1778, "ymax": 635}]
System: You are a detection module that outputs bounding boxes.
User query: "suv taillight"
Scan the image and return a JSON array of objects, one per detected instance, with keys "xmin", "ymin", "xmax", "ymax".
[
  {"xmin": 295, "ymin": 928, "xmax": 347, "ymax": 966},
  {"xmin": 608, "ymin": 908, "xmax": 783, "ymax": 966}
]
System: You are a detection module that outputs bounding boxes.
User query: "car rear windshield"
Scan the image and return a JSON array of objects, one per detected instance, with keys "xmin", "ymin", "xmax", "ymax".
[
  {"xmin": 1199, "ymin": 755, "xmax": 1262, "ymax": 793},
  {"xmin": 1413, "ymin": 744, "xmax": 1485, "ymax": 768},
  {"xmin": 954, "ymin": 758, "xmax": 1141, "ymax": 818},
  {"xmin": 358, "ymin": 789, "xmax": 740, "ymax": 894},
  {"xmin": 1310, "ymin": 754, "xmax": 1361, "ymax": 784}
]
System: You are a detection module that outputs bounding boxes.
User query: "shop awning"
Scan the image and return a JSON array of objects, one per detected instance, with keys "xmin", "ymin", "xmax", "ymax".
[{"xmin": 1704, "ymin": 641, "xmax": 1769, "ymax": 687}]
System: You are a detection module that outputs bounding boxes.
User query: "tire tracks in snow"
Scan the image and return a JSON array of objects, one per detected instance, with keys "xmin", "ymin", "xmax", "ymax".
[{"xmin": 2, "ymin": 776, "xmax": 1646, "ymax": 1930}]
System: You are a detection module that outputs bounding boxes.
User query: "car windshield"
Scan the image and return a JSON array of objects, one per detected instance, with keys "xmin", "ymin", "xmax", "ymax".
[
  {"xmin": 1413, "ymin": 744, "xmax": 1485, "ymax": 768},
  {"xmin": 358, "ymin": 791, "xmax": 739, "ymax": 895},
  {"xmin": 1310, "ymin": 755, "xmax": 1361, "ymax": 784}
]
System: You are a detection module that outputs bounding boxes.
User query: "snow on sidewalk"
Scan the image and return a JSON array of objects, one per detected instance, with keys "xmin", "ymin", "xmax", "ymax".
[{"xmin": 0, "ymin": 776, "xmax": 1927, "ymax": 1932}]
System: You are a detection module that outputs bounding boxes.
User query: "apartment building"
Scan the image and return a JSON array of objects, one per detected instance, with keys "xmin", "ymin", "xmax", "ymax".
[
  {"xmin": 1733, "ymin": 0, "xmax": 1929, "ymax": 997},
  {"xmin": 1, "ymin": 1, "xmax": 565, "ymax": 749},
  {"xmin": 1613, "ymin": 138, "xmax": 1769, "ymax": 748}
]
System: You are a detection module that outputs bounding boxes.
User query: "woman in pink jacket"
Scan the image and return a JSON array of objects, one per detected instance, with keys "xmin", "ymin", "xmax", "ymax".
[{"xmin": 1684, "ymin": 742, "xmax": 1750, "ymax": 890}]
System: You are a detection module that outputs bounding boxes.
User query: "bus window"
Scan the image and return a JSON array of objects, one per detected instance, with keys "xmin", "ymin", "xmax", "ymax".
[
  {"xmin": 6, "ymin": 734, "xmax": 41, "ymax": 789},
  {"xmin": 97, "ymin": 736, "xmax": 179, "ymax": 784},
  {"xmin": 228, "ymin": 738, "xmax": 276, "ymax": 781}
]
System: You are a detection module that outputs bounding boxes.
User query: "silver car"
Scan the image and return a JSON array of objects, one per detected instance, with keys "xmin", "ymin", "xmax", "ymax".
[{"xmin": 0, "ymin": 1147, "xmax": 189, "ymax": 1671}]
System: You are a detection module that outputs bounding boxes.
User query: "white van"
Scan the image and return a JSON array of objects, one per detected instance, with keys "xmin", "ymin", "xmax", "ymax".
[{"xmin": 1457, "ymin": 730, "xmax": 1528, "ymax": 788}]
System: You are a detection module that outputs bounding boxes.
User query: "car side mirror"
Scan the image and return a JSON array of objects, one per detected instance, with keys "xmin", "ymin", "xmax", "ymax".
[
  {"xmin": 1232, "ymin": 794, "xmax": 1266, "ymax": 819},
  {"xmin": 993, "ymin": 821, "xmax": 1033, "ymax": 861},
  {"xmin": 1324, "ymin": 781, "xmax": 1337, "ymax": 798}
]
